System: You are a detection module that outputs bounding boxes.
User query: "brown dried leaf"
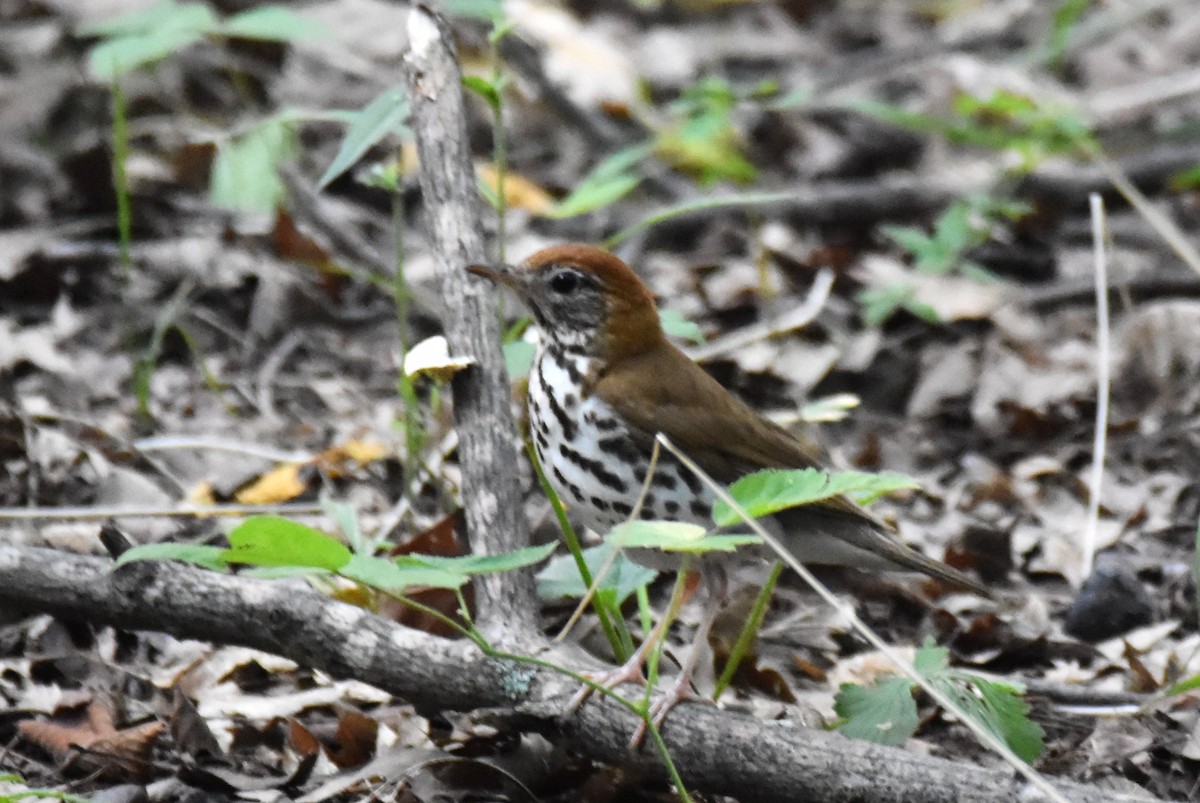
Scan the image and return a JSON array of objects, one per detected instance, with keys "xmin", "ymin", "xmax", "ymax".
[{"xmin": 19, "ymin": 699, "xmax": 163, "ymax": 780}]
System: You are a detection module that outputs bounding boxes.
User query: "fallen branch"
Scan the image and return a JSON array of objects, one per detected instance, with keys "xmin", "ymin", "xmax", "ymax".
[{"xmin": 0, "ymin": 544, "xmax": 1161, "ymax": 803}]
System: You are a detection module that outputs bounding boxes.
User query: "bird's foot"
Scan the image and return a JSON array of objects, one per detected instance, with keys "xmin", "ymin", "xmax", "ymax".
[
  {"xmin": 629, "ymin": 669, "xmax": 707, "ymax": 748},
  {"xmin": 565, "ymin": 653, "xmax": 649, "ymax": 714}
]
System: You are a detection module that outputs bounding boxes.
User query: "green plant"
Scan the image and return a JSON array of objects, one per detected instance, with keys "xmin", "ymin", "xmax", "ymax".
[
  {"xmin": 860, "ymin": 89, "xmax": 1095, "ymax": 173},
  {"xmin": 457, "ymin": 0, "xmax": 516, "ymax": 264},
  {"xmin": 0, "ymin": 774, "xmax": 89, "ymax": 803},
  {"xmin": 132, "ymin": 279, "xmax": 224, "ymax": 418},
  {"xmin": 83, "ymin": 1, "xmax": 323, "ymax": 214},
  {"xmin": 117, "ymin": 513, "xmax": 695, "ymax": 802},
  {"xmin": 84, "ymin": 1, "xmax": 322, "ymax": 81},
  {"xmin": 834, "ymin": 641, "xmax": 1044, "ymax": 761},
  {"xmin": 860, "ymin": 193, "xmax": 1029, "ymax": 325},
  {"xmin": 654, "ymin": 76, "xmax": 759, "ymax": 186},
  {"xmin": 1042, "ymin": 0, "xmax": 1093, "ymax": 69}
]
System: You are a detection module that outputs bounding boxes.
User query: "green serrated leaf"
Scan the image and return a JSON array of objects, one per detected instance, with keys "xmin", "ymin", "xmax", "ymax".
[
  {"xmin": 713, "ymin": 468, "xmax": 919, "ymax": 527},
  {"xmin": 318, "ymin": 88, "xmax": 410, "ymax": 188},
  {"xmin": 658, "ymin": 309, "xmax": 705, "ymax": 344},
  {"xmin": 915, "ymin": 640, "xmax": 1044, "ymax": 762},
  {"xmin": 223, "ymin": 516, "xmax": 351, "ymax": 570},
  {"xmin": 975, "ymin": 677, "xmax": 1044, "ymax": 762},
  {"xmin": 536, "ymin": 543, "xmax": 656, "ymax": 603},
  {"xmin": 834, "ymin": 678, "xmax": 919, "ymax": 746},
  {"xmin": 414, "ymin": 542, "xmax": 557, "ymax": 574},
  {"xmin": 340, "ymin": 553, "xmax": 468, "ymax": 591},
  {"xmin": 222, "ymin": 6, "xmax": 324, "ymax": 41},
  {"xmin": 608, "ymin": 520, "xmax": 760, "ymax": 553},
  {"xmin": 114, "ymin": 542, "xmax": 227, "ymax": 570}
]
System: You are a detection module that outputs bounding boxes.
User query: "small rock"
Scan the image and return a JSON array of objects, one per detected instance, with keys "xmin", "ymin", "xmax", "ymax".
[{"xmin": 1064, "ymin": 558, "xmax": 1154, "ymax": 642}]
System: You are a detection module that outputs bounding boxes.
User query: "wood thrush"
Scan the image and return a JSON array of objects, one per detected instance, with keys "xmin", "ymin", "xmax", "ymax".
[
  {"xmin": 468, "ymin": 244, "xmax": 991, "ymax": 736},
  {"xmin": 467, "ymin": 243, "xmax": 990, "ymax": 599}
]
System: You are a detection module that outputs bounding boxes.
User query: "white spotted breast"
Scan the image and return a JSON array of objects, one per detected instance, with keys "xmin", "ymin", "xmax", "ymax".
[{"xmin": 527, "ymin": 346, "xmax": 714, "ymax": 536}]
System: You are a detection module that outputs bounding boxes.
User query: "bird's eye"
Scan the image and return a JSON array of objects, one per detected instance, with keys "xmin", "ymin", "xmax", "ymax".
[{"xmin": 549, "ymin": 270, "xmax": 581, "ymax": 295}]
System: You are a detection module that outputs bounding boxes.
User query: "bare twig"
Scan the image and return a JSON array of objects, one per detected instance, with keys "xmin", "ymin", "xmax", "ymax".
[
  {"xmin": 403, "ymin": 5, "xmax": 538, "ymax": 641},
  {"xmin": 1081, "ymin": 193, "xmax": 1111, "ymax": 583},
  {"xmin": 0, "ymin": 502, "xmax": 325, "ymax": 521},
  {"xmin": 683, "ymin": 270, "xmax": 834, "ymax": 362}
]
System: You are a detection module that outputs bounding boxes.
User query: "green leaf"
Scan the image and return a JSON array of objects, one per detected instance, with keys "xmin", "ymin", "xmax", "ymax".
[
  {"xmin": 114, "ymin": 542, "xmax": 227, "ymax": 570},
  {"xmin": 972, "ymin": 677, "xmax": 1044, "ymax": 763},
  {"xmin": 321, "ymin": 496, "xmax": 365, "ymax": 554},
  {"xmin": 536, "ymin": 543, "xmax": 656, "ymax": 604},
  {"xmin": 713, "ymin": 468, "xmax": 919, "ymax": 527},
  {"xmin": 549, "ymin": 173, "xmax": 641, "ymax": 219},
  {"xmin": 462, "ymin": 75, "xmax": 502, "ymax": 112},
  {"xmin": 608, "ymin": 520, "xmax": 759, "ymax": 553},
  {"xmin": 547, "ymin": 144, "xmax": 650, "ymax": 218},
  {"xmin": 913, "ymin": 642, "xmax": 949, "ymax": 675},
  {"xmin": 88, "ymin": 28, "xmax": 207, "ymax": 81},
  {"xmin": 503, "ymin": 340, "xmax": 536, "ymax": 377},
  {"xmin": 444, "ymin": 0, "xmax": 505, "ymax": 23},
  {"xmin": 659, "ymin": 309, "xmax": 705, "ymax": 344},
  {"xmin": 339, "ymin": 553, "xmax": 467, "ymax": 591},
  {"xmin": 767, "ymin": 88, "xmax": 811, "ymax": 110},
  {"xmin": 858, "ymin": 283, "xmax": 916, "ymax": 327},
  {"xmin": 1170, "ymin": 164, "xmax": 1200, "ymax": 192},
  {"xmin": 223, "ymin": 516, "xmax": 351, "ymax": 570},
  {"xmin": 414, "ymin": 542, "xmax": 558, "ymax": 574},
  {"xmin": 913, "ymin": 641, "xmax": 1044, "ymax": 762},
  {"xmin": 834, "ymin": 678, "xmax": 918, "ymax": 746},
  {"xmin": 882, "ymin": 225, "xmax": 934, "ymax": 256},
  {"xmin": 81, "ymin": 0, "xmax": 216, "ymax": 37},
  {"xmin": 222, "ymin": 7, "xmax": 324, "ymax": 41},
  {"xmin": 210, "ymin": 118, "xmax": 296, "ymax": 211},
  {"xmin": 1165, "ymin": 672, "xmax": 1200, "ymax": 698},
  {"xmin": 318, "ymin": 88, "xmax": 410, "ymax": 188}
]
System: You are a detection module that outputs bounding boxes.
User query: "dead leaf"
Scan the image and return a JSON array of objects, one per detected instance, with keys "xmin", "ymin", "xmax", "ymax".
[
  {"xmin": 477, "ymin": 164, "xmax": 555, "ymax": 215},
  {"xmin": 234, "ymin": 463, "xmax": 308, "ymax": 504},
  {"xmin": 18, "ymin": 699, "xmax": 163, "ymax": 781}
]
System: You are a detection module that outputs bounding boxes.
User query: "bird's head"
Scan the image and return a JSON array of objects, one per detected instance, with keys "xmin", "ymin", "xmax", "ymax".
[{"xmin": 467, "ymin": 244, "xmax": 663, "ymax": 360}]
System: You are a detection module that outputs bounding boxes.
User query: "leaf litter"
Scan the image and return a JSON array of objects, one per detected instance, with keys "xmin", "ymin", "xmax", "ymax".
[{"xmin": 3, "ymin": 0, "xmax": 1200, "ymax": 799}]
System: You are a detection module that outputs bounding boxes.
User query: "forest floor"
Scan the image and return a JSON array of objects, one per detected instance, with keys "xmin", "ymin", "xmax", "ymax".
[{"xmin": 3, "ymin": 0, "xmax": 1200, "ymax": 800}]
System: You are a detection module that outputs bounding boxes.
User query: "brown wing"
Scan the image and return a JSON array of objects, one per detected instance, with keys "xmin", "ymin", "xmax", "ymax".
[
  {"xmin": 590, "ymin": 341, "xmax": 872, "ymax": 523},
  {"xmin": 592, "ymin": 341, "xmax": 994, "ymax": 598}
]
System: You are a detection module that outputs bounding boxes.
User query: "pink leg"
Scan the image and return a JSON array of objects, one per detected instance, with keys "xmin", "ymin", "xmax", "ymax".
[
  {"xmin": 566, "ymin": 568, "xmax": 699, "ymax": 715},
  {"xmin": 630, "ymin": 595, "xmax": 721, "ymax": 746}
]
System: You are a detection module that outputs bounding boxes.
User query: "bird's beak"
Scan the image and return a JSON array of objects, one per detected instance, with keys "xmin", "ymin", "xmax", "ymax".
[{"xmin": 465, "ymin": 262, "xmax": 518, "ymax": 289}]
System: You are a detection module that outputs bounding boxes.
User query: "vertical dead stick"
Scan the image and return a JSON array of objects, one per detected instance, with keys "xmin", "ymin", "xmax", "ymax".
[{"xmin": 403, "ymin": 6, "xmax": 538, "ymax": 641}]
